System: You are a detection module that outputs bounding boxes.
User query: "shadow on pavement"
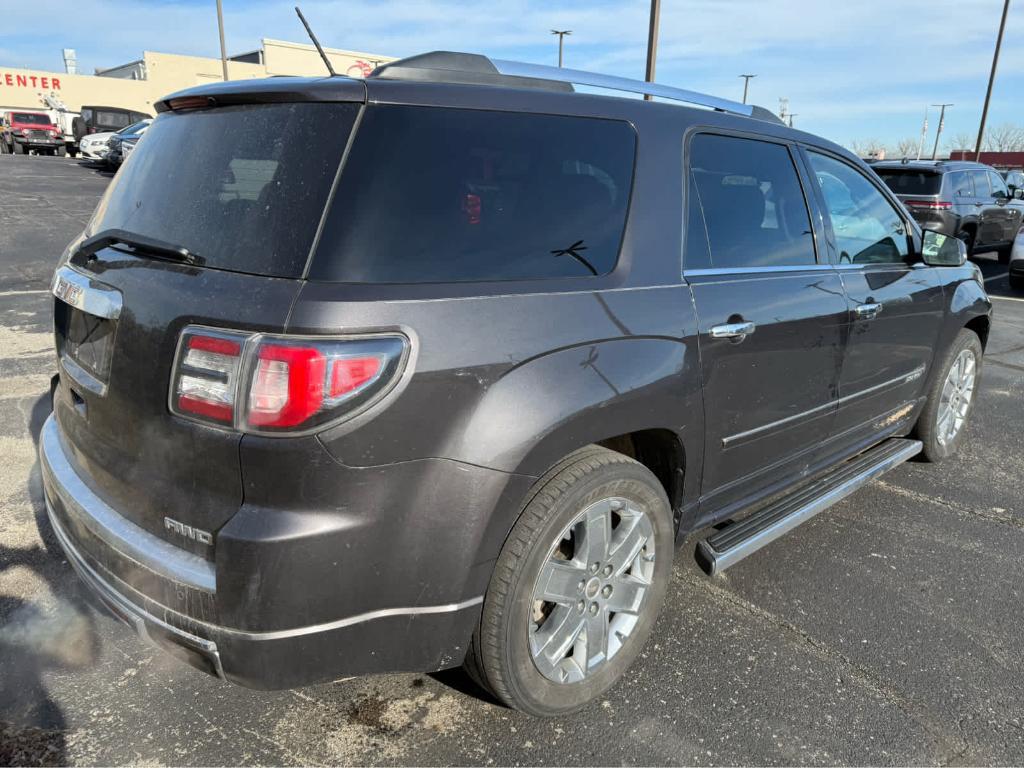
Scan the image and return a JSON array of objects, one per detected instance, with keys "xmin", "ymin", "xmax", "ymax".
[{"xmin": 0, "ymin": 394, "xmax": 102, "ymax": 767}]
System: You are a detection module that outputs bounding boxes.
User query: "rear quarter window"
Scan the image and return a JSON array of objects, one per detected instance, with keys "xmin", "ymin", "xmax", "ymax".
[{"xmin": 310, "ymin": 105, "xmax": 637, "ymax": 283}]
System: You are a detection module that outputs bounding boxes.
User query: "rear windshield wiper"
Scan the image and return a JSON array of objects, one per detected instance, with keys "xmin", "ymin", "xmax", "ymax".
[{"xmin": 76, "ymin": 228, "xmax": 203, "ymax": 266}]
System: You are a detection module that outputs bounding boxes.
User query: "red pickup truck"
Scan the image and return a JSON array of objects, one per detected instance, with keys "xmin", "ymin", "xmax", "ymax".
[{"xmin": 1, "ymin": 110, "xmax": 65, "ymax": 155}]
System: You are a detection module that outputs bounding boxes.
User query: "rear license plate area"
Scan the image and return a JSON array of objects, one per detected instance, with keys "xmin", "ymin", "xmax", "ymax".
[{"xmin": 55, "ymin": 299, "xmax": 116, "ymax": 389}]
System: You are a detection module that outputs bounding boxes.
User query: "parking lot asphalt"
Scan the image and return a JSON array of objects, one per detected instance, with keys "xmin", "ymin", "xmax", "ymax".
[{"xmin": 2, "ymin": 153, "xmax": 1024, "ymax": 766}]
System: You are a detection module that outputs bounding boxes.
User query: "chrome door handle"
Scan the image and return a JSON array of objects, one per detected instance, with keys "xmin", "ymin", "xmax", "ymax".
[
  {"xmin": 710, "ymin": 321, "xmax": 756, "ymax": 339},
  {"xmin": 854, "ymin": 302, "xmax": 883, "ymax": 319}
]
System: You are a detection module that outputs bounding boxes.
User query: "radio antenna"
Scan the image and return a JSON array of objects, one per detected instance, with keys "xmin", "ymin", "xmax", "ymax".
[{"xmin": 295, "ymin": 6, "xmax": 337, "ymax": 76}]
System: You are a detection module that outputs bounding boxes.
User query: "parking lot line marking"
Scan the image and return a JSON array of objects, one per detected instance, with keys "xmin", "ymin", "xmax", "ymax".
[
  {"xmin": 0, "ymin": 289, "xmax": 48, "ymax": 297},
  {"xmin": 991, "ymin": 295, "xmax": 1024, "ymax": 303},
  {"xmin": 984, "ymin": 272, "xmax": 1009, "ymax": 283}
]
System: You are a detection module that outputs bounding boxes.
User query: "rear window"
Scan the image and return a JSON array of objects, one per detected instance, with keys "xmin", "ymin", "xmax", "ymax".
[
  {"xmin": 93, "ymin": 110, "xmax": 132, "ymax": 129},
  {"xmin": 87, "ymin": 103, "xmax": 358, "ymax": 278},
  {"xmin": 874, "ymin": 169, "xmax": 942, "ymax": 196},
  {"xmin": 13, "ymin": 113, "xmax": 50, "ymax": 126},
  {"xmin": 310, "ymin": 105, "xmax": 637, "ymax": 283}
]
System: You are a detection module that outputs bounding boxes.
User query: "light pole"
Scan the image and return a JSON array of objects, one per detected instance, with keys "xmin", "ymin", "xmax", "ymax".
[
  {"xmin": 974, "ymin": 0, "xmax": 1011, "ymax": 160},
  {"xmin": 551, "ymin": 30, "xmax": 571, "ymax": 68},
  {"xmin": 916, "ymin": 105, "xmax": 929, "ymax": 160},
  {"xmin": 739, "ymin": 74, "xmax": 756, "ymax": 104},
  {"xmin": 931, "ymin": 103, "xmax": 953, "ymax": 160},
  {"xmin": 216, "ymin": 0, "xmax": 229, "ymax": 81},
  {"xmin": 643, "ymin": 0, "xmax": 661, "ymax": 100},
  {"xmin": 787, "ymin": 113, "xmax": 797, "ymax": 128}
]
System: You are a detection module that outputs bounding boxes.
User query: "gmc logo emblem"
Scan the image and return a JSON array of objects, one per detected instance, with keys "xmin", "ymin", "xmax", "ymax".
[{"xmin": 164, "ymin": 517, "xmax": 213, "ymax": 546}]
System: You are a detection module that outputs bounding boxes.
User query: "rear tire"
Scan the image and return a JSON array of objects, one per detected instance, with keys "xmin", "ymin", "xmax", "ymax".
[
  {"xmin": 955, "ymin": 228, "xmax": 976, "ymax": 257},
  {"xmin": 467, "ymin": 446, "xmax": 674, "ymax": 717},
  {"xmin": 56, "ymin": 146, "xmax": 66, "ymax": 157},
  {"xmin": 1010, "ymin": 272, "xmax": 1024, "ymax": 291},
  {"xmin": 913, "ymin": 329, "xmax": 983, "ymax": 462},
  {"xmin": 997, "ymin": 244, "xmax": 1012, "ymax": 264},
  {"xmin": 17, "ymin": 143, "xmax": 29, "ymax": 155}
]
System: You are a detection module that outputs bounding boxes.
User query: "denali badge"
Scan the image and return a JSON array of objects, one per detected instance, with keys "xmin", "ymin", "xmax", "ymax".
[{"xmin": 164, "ymin": 517, "xmax": 213, "ymax": 546}]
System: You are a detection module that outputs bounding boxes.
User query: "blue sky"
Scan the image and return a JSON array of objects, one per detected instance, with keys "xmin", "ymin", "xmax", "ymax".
[{"xmin": 3, "ymin": 0, "xmax": 1022, "ymax": 150}]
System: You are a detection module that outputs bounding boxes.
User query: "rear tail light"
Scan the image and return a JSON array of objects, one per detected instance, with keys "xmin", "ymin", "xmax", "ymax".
[
  {"xmin": 904, "ymin": 199, "xmax": 952, "ymax": 210},
  {"xmin": 170, "ymin": 326, "xmax": 406, "ymax": 434}
]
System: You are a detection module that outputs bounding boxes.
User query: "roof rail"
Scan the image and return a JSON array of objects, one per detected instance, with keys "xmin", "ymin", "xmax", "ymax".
[
  {"xmin": 370, "ymin": 52, "xmax": 775, "ymax": 121},
  {"xmin": 491, "ymin": 59, "xmax": 754, "ymax": 118}
]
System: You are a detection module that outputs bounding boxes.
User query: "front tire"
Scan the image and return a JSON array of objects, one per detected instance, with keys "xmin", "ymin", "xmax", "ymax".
[
  {"xmin": 467, "ymin": 446, "xmax": 674, "ymax": 716},
  {"xmin": 914, "ymin": 329, "xmax": 983, "ymax": 462}
]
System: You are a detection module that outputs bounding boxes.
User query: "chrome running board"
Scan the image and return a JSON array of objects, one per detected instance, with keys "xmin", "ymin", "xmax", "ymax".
[{"xmin": 696, "ymin": 438, "xmax": 922, "ymax": 576}]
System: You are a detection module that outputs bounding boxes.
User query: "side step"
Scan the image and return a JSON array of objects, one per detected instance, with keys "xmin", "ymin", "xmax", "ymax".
[{"xmin": 695, "ymin": 438, "xmax": 922, "ymax": 576}]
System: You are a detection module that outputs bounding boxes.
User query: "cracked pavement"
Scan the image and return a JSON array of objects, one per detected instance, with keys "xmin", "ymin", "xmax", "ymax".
[{"xmin": 1, "ymin": 154, "xmax": 1024, "ymax": 765}]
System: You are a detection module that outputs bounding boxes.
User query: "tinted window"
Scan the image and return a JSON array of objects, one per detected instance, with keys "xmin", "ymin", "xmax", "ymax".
[
  {"xmin": 874, "ymin": 169, "xmax": 942, "ymax": 196},
  {"xmin": 95, "ymin": 111, "xmax": 131, "ymax": 129},
  {"xmin": 970, "ymin": 170, "xmax": 991, "ymax": 197},
  {"xmin": 949, "ymin": 171, "xmax": 973, "ymax": 197},
  {"xmin": 13, "ymin": 113, "xmax": 50, "ymax": 126},
  {"xmin": 311, "ymin": 106, "xmax": 636, "ymax": 283},
  {"xmin": 88, "ymin": 103, "xmax": 357, "ymax": 278},
  {"xmin": 809, "ymin": 152, "xmax": 910, "ymax": 265},
  {"xmin": 684, "ymin": 171, "xmax": 712, "ymax": 270},
  {"xmin": 988, "ymin": 172, "xmax": 1010, "ymax": 197},
  {"xmin": 688, "ymin": 134, "xmax": 815, "ymax": 268}
]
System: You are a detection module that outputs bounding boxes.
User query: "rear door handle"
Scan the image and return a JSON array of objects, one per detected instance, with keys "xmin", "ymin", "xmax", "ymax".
[
  {"xmin": 854, "ymin": 302, "xmax": 883, "ymax": 320},
  {"xmin": 710, "ymin": 321, "xmax": 756, "ymax": 339}
]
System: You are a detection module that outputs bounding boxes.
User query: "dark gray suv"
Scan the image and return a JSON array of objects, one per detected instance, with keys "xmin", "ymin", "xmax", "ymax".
[
  {"xmin": 41, "ymin": 52, "xmax": 992, "ymax": 716},
  {"xmin": 873, "ymin": 159, "xmax": 1024, "ymax": 263}
]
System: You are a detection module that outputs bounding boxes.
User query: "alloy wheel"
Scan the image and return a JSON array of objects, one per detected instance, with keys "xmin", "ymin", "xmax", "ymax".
[
  {"xmin": 528, "ymin": 496, "xmax": 656, "ymax": 684},
  {"xmin": 936, "ymin": 348, "xmax": 977, "ymax": 447}
]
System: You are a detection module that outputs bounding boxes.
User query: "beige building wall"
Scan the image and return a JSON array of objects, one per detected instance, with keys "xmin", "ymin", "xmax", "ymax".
[{"xmin": 0, "ymin": 39, "xmax": 394, "ymax": 117}]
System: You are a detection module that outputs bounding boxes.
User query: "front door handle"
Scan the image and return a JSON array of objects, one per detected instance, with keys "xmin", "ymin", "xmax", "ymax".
[
  {"xmin": 710, "ymin": 321, "xmax": 756, "ymax": 339},
  {"xmin": 854, "ymin": 302, "xmax": 883, "ymax": 320}
]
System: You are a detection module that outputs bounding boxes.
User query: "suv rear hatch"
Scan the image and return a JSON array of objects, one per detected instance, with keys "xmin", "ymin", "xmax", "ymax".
[
  {"xmin": 873, "ymin": 167, "xmax": 948, "ymax": 220},
  {"xmin": 53, "ymin": 95, "xmax": 361, "ymax": 557}
]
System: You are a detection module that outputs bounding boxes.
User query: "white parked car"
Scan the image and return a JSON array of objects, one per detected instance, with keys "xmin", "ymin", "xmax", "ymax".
[
  {"xmin": 1010, "ymin": 226, "xmax": 1024, "ymax": 291},
  {"xmin": 79, "ymin": 119, "xmax": 150, "ymax": 161}
]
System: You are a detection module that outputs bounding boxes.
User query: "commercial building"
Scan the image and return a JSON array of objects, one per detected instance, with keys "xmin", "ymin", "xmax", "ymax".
[
  {"xmin": 0, "ymin": 38, "xmax": 394, "ymax": 116},
  {"xmin": 948, "ymin": 150, "xmax": 1024, "ymax": 170}
]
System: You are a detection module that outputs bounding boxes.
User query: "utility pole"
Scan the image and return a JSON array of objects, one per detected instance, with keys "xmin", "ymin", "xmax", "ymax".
[
  {"xmin": 931, "ymin": 103, "xmax": 953, "ymax": 160},
  {"xmin": 787, "ymin": 113, "xmax": 798, "ymax": 128},
  {"xmin": 643, "ymin": 0, "xmax": 661, "ymax": 100},
  {"xmin": 216, "ymin": 0, "xmax": 229, "ymax": 81},
  {"xmin": 551, "ymin": 30, "xmax": 571, "ymax": 68},
  {"xmin": 974, "ymin": 0, "xmax": 1011, "ymax": 160},
  {"xmin": 916, "ymin": 105, "xmax": 929, "ymax": 160},
  {"xmin": 739, "ymin": 74, "xmax": 756, "ymax": 104}
]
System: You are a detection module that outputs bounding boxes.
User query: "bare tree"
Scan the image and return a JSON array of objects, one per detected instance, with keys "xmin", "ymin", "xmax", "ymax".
[
  {"xmin": 894, "ymin": 137, "xmax": 918, "ymax": 158},
  {"xmin": 946, "ymin": 132, "xmax": 975, "ymax": 155},
  {"xmin": 983, "ymin": 122, "xmax": 1024, "ymax": 152},
  {"xmin": 850, "ymin": 138, "xmax": 887, "ymax": 158}
]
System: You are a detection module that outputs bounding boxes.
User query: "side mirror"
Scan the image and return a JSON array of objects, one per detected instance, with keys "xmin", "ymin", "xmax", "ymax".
[{"xmin": 921, "ymin": 229, "xmax": 967, "ymax": 267}]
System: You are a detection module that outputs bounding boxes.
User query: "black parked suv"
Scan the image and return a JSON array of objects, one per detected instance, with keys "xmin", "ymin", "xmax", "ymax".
[
  {"xmin": 41, "ymin": 53, "xmax": 991, "ymax": 716},
  {"xmin": 873, "ymin": 159, "xmax": 1024, "ymax": 263}
]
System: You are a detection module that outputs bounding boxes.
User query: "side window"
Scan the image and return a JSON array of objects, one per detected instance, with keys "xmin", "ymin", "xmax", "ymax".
[
  {"xmin": 949, "ymin": 171, "xmax": 974, "ymax": 198},
  {"xmin": 807, "ymin": 152, "xmax": 910, "ymax": 265},
  {"xmin": 688, "ymin": 134, "xmax": 816, "ymax": 269},
  {"xmin": 312, "ymin": 106, "xmax": 637, "ymax": 283},
  {"xmin": 989, "ymin": 172, "xmax": 1010, "ymax": 198},
  {"xmin": 970, "ymin": 170, "xmax": 992, "ymax": 198}
]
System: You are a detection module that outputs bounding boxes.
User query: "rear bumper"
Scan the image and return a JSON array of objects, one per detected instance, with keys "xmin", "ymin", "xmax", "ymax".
[
  {"xmin": 40, "ymin": 412, "xmax": 504, "ymax": 688},
  {"xmin": 907, "ymin": 209, "xmax": 958, "ymax": 237}
]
